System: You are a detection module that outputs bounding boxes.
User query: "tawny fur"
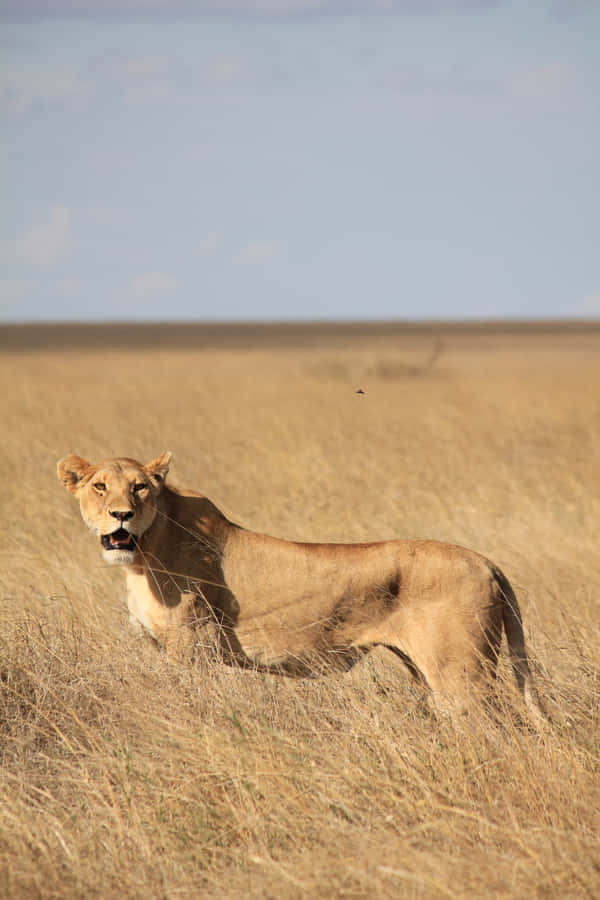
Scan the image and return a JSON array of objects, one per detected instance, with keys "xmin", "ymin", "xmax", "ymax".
[{"xmin": 57, "ymin": 452, "xmax": 544, "ymax": 720}]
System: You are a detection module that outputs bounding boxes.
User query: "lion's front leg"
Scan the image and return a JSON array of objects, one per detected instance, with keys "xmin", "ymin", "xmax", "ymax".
[
  {"xmin": 162, "ymin": 591, "xmax": 199, "ymax": 660},
  {"xmin": 128, "ymin": 611, "xmax": 145, "ymax": 637}
]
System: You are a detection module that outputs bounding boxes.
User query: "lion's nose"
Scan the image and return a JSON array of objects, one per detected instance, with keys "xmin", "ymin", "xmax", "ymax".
[{"xmin": 109, "ymin": 509, "xmax": 134, "ymax": 522}]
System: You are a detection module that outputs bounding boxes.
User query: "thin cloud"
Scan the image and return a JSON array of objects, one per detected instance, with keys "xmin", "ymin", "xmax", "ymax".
[
  {"xmin": 77, "ymin": 52, "xmax": 181, "ymax": 107},
  {"xmin": 0, "ymin": 67, "xmax": 90, "ymax": 113},
  {"xmin": 198, "ymin": 233, "xmax": 220, "ymax": 255},
  {"xmin": 129, "ymin": 271, "xmax": 177, "ymax": 299},
  {"xmin": 236, "ymin": 241, "xmax": 279, "ymax": 263},
  {"xmin": 118, "ymin": 56, "xmax": 170, "ymax": 79},
  {"xmin": 509, "ymin": 62, "xmax": 579, "ymax": 103},
  {"xmin": 1, "ymin": 206, "xmax": 71, "ymax": 266},
  {"xmin": 0, "ymin": 0, "xmax": 502, "ymax": 20},
  {"xmin": 552, "ymin": 0, "xmax": 596, "ymax": 19},
  {"xmin": 575, "ymin": 291, "xmax": 600, "ymax": 316},
  {"xmin": 57, "ymin": 278, "xmax": 79, "ymax": 295}
]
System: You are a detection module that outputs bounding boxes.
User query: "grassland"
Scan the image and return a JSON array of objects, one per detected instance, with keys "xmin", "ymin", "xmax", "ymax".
[{"xmin": 1, "ymin": 322, "xmax": 599, "ymax": 898}]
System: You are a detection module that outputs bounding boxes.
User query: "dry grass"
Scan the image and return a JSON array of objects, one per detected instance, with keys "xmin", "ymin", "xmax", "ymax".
[{"xmin": 1, "ymin": 324, "xmax": 599, "ymax": 898}]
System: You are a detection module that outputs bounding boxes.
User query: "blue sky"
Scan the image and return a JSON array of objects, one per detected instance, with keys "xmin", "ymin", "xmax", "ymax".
[{"xmin": 1, "ymin": 0, "xmax": 599, "ymax": 321}]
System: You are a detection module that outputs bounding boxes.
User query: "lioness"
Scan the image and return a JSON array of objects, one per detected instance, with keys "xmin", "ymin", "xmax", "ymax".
[{"xmin": 58, "ymin": 452, "xmax": 544, "ymax": 719}]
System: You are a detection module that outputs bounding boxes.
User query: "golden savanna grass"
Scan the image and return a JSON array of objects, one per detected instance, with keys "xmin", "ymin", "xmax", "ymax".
[{"xmin": 1, "ymin": 323, "xmax": 599, "ymax": 898}]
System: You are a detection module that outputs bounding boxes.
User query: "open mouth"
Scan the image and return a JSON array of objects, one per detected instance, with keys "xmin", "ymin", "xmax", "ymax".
[{"xmin": 101, "ymin": 528, "xmax": 137, "ymax": 552}]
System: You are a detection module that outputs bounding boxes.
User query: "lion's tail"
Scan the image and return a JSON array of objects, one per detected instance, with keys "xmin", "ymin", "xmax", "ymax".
[{"xmin": 494, "ymin": 567, "xmax": 546, "ymax": 724}]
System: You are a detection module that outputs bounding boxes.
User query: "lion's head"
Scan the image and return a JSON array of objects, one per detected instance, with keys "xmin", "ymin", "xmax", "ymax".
[{"xmin": 57, "ymin": 452, "xmax": 171, "ymax": 565}]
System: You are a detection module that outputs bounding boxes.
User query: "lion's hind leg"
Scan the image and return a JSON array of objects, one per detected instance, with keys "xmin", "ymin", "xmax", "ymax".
[{"xmin": 384, "ymin": 618, "xmax": 504, "ymax": 719}]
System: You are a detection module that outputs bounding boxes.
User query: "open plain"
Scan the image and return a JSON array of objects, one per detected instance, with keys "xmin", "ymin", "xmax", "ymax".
[{"xmin": 1, "ymin": 322, "xmax": 599, "ymax": 898}]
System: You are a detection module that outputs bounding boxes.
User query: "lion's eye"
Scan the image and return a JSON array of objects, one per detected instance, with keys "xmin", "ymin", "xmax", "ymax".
[
  {"xmin": 94, "ymin": 482, "xmax": 106, "ymax": 492},
  {"xmin": 133, "ymin": 483, "xmax": 147, "ymax": 493}
]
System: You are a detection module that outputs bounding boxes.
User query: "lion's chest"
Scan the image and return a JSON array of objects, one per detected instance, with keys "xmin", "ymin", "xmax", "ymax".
[{"xmin": 125, "ymin": 570, "xmax": 170, "ymax": 641}]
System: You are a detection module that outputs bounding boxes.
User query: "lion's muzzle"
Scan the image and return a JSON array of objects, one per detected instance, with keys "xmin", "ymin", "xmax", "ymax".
[{"xmin": 101, "ymin": 528, "xmax": 137, "ymax": 552}]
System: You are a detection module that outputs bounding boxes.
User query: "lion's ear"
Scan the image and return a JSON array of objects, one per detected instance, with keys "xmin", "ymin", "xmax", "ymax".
[
  {"xmin": 57, "ymin": 455, "xmax": 91, "ymax": 493},
  {"xmin": 145, "ymin": 451, "xmax": 172, "ymax": 487}
]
